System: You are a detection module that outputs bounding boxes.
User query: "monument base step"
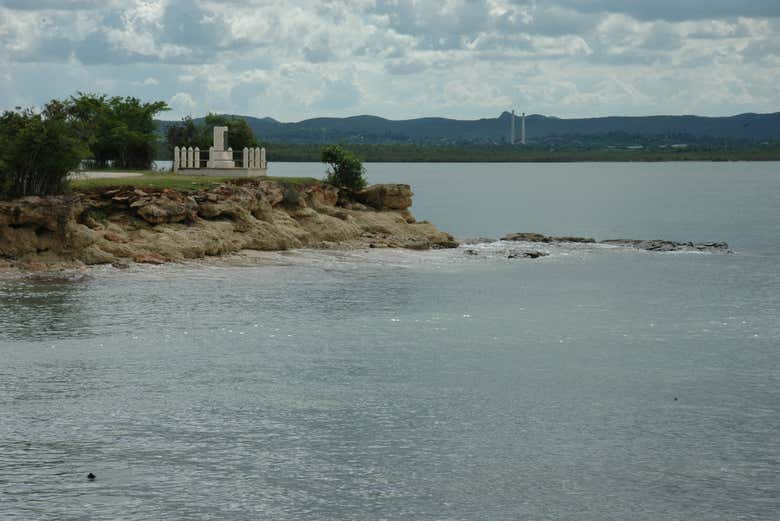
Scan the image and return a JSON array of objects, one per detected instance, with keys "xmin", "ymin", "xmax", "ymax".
[
  {"xmin": 206, "ymin": 160, "xmax": 236, "ymax": 168},
  {"xmin": 177, "ymin": 168, "xmax": 267, "ymax": 177}
]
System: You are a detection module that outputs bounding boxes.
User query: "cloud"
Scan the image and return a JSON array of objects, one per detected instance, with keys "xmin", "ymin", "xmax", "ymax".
[
  {"xmin": 303, "ymin": 34, "xmax": 336, "ymax": 63},
  {"xmin": 554, "ymin": 0, "xmax": 780, "ymax": 22},
  {"xmin": 169, "ymin": 92, "xmax": 196, "ymax": 114},
  {"xmin": 384, "ymin": 59, "xmax": 427, "ymax": 75},
  {"xmin": 312, "ymin": 76, "xmax": 362, "ymax": 110},
  {"xmin": 0, "ymin": 0, "xmax": 778, "ymax": 120},
  {"xmin": 133, "ymin": 77, "xmax": 159, "ymax": 86},
  {"xmin": 0, "ymin": 0, "xmax": 110, "ymax": 10}
]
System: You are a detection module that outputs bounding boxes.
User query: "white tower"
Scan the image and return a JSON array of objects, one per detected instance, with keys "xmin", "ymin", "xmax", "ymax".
[
  {"xmin": 510, "ymin": 110, "xmax": 516, "ymax": 144},
  {"xmin": 521, "ymin": 112, "xmax": 526, "ymax": 145}
]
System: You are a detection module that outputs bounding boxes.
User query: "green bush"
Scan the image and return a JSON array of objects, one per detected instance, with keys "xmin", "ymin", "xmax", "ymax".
[
  {"xmin": 281, "ymin": 186, "xmax": 301, "ymax": 206},
  {"xmin": 0, "ymin": 104, "xmax": 85, "ymax": 199},
  {"xmin": 321, "ymin": 144, "xmax": 367, "ymax": 192}
]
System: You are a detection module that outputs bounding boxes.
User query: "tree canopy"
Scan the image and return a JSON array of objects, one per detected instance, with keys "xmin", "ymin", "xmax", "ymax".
[
  {"xmin": 321, "ymin": 145, "xmax": 367, "ymax": 192},
  {"xmin": 63, "ymin": 93, "xmax": 169, "ymax": 169},
  {"xmin": 166, "ymin": 114, "xmax": 258, "ymax": 153},
  {"xmin": 62, "ymin": 92, "xmax": 169, "ymax": 169},
  {"xmin": 0, "ymin": 103, "xmax": 86, "ymax": 198}
]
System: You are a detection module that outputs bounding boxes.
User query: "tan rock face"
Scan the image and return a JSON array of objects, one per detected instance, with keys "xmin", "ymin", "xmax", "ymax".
[
  {"xmin": 354, "ymin": 184, "xmax": 414, "ymax": 210},
  {"xmin": 81, "ymin": 245, "xmax": 117, "ymax": 265},
  {"xmin": 0, "ymin": 180, "xmax": 457, "ymax": 270},
  {"xmin": 133, "ymin": 253, "xmax": 169, "ymax": 264},
  {"xmin": 0, "ymin": 195, "xmax": 73, "ymax": 231},
  {"xmin": 302, "ymin": 183, "xmax": 339, "ymax": 207}
]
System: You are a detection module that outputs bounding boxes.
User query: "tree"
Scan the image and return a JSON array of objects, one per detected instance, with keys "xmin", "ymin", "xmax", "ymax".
[
  {"xmin": 62, "ymin": 93, "xmax": 169, "ymax": 169},
  {"xmin": 165, "ymin": 114, "xmax": 258, "ymax": 154},
  {"xmin": 165, "ymin": 116, "xmax": 200, "ymax": 150},
  {"xmin": 202, "ymin": 114, "xmax": 258, "ymax": 151},
  {"xmin": 321, "ymin": 144, "xmax": 367, "ymax": 192},
  {"xmin": 0, "ymin": 103, "xmax": 86, "ymax": 198}
]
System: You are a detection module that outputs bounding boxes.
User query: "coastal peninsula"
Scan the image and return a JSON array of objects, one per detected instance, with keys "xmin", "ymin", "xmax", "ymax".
[{"xmin": 0, "ymin": 179, "xmax": 457, "ymax": 272}]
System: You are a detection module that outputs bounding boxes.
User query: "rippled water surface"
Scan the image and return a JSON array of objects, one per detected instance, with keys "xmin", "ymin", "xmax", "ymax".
[{"xmin": 2, "ymin": 163, "xmax": 779, "ymax": 520}]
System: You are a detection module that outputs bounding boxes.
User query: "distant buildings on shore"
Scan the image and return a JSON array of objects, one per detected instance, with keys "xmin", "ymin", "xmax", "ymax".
[{"xmin": 509, "ymin": 110, "xmax": 527, "ymax": 145}]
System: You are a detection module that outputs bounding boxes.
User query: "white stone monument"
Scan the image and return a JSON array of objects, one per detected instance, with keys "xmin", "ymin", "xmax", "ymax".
[
  {"xmin": 173, "ymin": 125, "xmax": 267, "ymax": 177},
  {"xmin": 206, "ymin": 126, "xmax": 234, "ymax": 168}
]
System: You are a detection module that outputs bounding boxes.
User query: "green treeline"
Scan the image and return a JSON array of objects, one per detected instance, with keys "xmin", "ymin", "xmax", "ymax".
[
  {"xmin": 1, "ymin": 93, "xmax": 168, "ymax": 198},
  {"xmin": 259, "ymin": 143, "xmax": 780, "ymax": 163}
]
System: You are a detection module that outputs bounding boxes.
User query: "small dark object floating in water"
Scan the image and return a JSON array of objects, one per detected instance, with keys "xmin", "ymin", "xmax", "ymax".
[
  {"xmin": 674, "ymin": 397, "xmax": 678, "ymax": 401},
  {"xmin": 87, "ymin": 473, "xmax": 96, "ymax": 480}
]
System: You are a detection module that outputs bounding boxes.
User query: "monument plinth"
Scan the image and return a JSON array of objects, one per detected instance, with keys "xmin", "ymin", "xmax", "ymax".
[{"xmin": 173, "ymin": 125, "xmax": 267, "ymax": 177}]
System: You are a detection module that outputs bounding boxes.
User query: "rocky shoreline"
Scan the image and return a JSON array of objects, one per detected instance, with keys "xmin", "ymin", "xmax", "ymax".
[
  {"xmin": 498, "ymin": 232, "xmax": 730, "ymax": 253},
  {"xmin": 0, "ymin": 180, "xmax": 458, "ymax": 272},
  {"xmin": 459, "ymin": 232, "xmax": 731, "ymax": 260}
]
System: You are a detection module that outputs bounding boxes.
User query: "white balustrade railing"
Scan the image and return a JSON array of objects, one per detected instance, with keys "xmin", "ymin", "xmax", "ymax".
[{"xmin": 173, "ymin": 146, "xmax": 267, "ymax": 171}]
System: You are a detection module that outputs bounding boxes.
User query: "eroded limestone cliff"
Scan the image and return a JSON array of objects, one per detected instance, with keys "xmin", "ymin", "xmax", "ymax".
[{"xmin": 0, "ymin": 180, "xmax": 457, "ymax": 271}]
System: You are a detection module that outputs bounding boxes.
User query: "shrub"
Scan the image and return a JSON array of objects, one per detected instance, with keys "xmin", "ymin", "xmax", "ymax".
[
  {"xmin": 321, "ymin": 144, "xmax": 367, "ymax": 193},
  {"xmin": 0, "ymin": 105, "xmax": 85, "ymax": 199},
  {"xmin": 281, "ymin": 185, "xmax": 301, "ymax": 206}
]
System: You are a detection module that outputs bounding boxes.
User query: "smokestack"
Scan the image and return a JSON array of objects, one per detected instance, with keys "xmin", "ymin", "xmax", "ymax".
[
  {"xmin": 510, "ymin": 110, "xmax": 515, "ymax": 145},
  {"xmin": 521, "ymin": 112, "xmax": 526, "ymax": 145}
]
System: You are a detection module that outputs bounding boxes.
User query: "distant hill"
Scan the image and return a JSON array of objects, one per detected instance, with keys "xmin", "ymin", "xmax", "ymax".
[{"xmin": 158, "ymin": 111, "xmax": 780, "ymax": 145}]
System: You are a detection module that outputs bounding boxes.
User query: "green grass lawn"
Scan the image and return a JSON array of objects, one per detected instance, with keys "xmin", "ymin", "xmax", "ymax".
[{"xmin": 70, "ymin": 171, "xmax": 320, "ymax": 192}]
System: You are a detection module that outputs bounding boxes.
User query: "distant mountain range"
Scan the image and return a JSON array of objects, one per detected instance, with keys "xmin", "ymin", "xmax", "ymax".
[{"xmin": 159, "ymin": 111, "xmax": 780, "ymax": 145}]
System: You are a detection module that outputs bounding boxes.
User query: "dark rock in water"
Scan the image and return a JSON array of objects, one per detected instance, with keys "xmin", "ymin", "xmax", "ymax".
[
  {"xmin": 498, "ymin": 232, "xmax": 729, "ymax": 253},
  {"xmin": 460, "ymin": 237, "xmax": 497, "ymax": 245},
  {"xmin": 501, "ymin": 232, "xmax": 595, "ymax": 244},
  {"xmin": 554, "ymin": 236, "xmax": 597, "ymax": 244},
  {"xmin": 507, "ymin": 250, "xmax": 549, "ymax": 259},
  {"xmin": 600, "ymin": 239, "xmax": 730, "ymax": 253},
  {"xmin": 87, "ymin": 473, "xmax": 96, "ymax": 480}
]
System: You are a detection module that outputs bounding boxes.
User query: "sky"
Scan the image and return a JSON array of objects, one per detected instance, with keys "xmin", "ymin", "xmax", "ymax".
[{"xmin": 0, "ymin": 0, "xmax": 778, "ymax": 121}]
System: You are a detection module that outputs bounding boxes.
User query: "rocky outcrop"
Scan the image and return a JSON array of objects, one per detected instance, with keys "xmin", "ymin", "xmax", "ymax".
[
  {"xmin": 600, "ymin": 239, "xmax": 731, "ymax": 253},
  {"xmin": 501, "ymin": 232, "xmax": 596, "ymax": 243},
  {"xmin": 354, "ymin": 184, "xmax": 413, "ymax": 210},
  {"xmin": 500, "ymin": 232, "xmax": 730, "ymax": 253},
  {"xmin": 0, "ymin": 180, "xmax": 457, "ymax": 271},
  {"xmin": 509, "ymin": 250, "xmax": 548, "ymax": 259},
  {"xmin": 464, "ymin": 247, "xmax": 549, "ymax": 260}
]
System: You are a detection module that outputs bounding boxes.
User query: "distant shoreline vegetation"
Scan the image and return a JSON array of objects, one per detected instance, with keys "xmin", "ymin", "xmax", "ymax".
[
  {"xmin": 156, "ymin": 142, "xmax": 780, "ymax": 163},
  {"xmin": 155, "ymin": 111, "xmax": 780, "ymax": 163}
]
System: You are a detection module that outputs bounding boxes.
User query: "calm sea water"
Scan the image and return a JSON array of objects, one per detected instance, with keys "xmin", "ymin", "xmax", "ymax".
[{"xmin": 2, "ymin": 162, "xmax": 779, "ymax": 520}]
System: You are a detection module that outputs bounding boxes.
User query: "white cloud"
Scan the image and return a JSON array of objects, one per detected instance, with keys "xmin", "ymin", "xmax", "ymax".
[
  {"xmin": 169, "ymin": 91, "xmax": 196, "ymax": 116},
  {"xmin": 0, "ymin": 0, "xmax": 777, "ymax": 119}
]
